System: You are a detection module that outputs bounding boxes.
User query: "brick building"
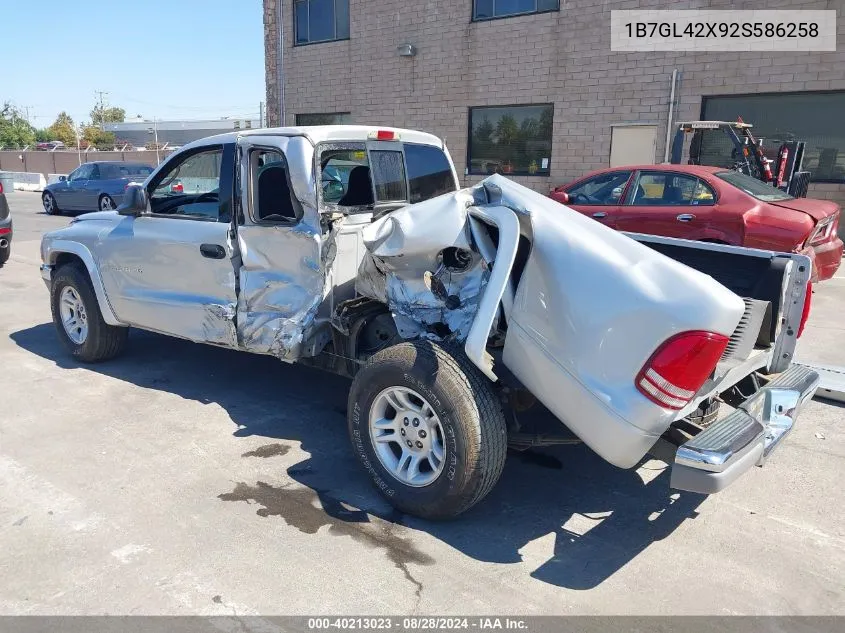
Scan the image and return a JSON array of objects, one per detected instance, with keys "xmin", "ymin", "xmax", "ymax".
[{"xmin": 263, "ymin": 0, "xmax": 845, "ymax": 206}]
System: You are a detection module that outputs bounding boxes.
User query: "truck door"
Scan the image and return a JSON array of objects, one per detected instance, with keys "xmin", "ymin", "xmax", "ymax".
[
  {"xmin": 96, "ymin": 143, "xmax": 239, "ymax": 345},
  {"xmin": 234, "ymin": 135, "xmax": 326, "ymax": 361}
]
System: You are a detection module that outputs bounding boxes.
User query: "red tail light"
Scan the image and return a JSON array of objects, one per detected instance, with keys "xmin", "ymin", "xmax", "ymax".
[
  {"xmin": 797, "ymin": 282, "xmax": 812, "ymax": 339},
  {"xmin": 0, "ymin": 227, "xmax": 10, "ymax": 235},
  {"xmin": 636, "ymin": 331, "xmax": 730, "ymax": 410},
  {"xmin": 0, "ymin": 181, "xmax": 4, "ymax": 194}
]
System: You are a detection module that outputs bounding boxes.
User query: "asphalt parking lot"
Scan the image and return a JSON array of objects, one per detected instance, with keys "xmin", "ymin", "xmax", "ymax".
[{"xmin": 1, "ymin": 190, "xmax": 843, "ymax": 616}]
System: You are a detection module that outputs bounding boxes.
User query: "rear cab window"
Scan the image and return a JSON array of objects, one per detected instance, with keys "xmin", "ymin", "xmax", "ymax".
[{"xmin": 317, "ymin": 140, "xmax": 457, "ymax": 213}]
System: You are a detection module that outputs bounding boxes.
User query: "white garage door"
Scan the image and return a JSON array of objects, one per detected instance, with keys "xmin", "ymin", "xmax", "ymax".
[{"xmin": 610, "ymin": 125, "xmax": 657, "ymax": 167}]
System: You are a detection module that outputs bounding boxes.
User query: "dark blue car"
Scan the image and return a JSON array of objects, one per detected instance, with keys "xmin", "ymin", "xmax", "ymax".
[{"xmin": 42, "ymin": 161, "xmax": 154, "ymax": 215}]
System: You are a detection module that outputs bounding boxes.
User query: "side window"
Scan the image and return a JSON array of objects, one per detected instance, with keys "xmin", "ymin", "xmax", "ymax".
[
  {"xmin": 404, "ymin": 144, "xmax": 457, "ymax": 203},
  {"xmin": 70, "ymin": 165, "xmax": 92, "ymax": 181},
  {"xmin": 89, "ymin": 164, "xmax": 101, "ymax": 180},
  {"xmin": 370, "ymin": 150, "xmax": 407, "ymax": 202},
  {"xmin": 567, "ymin": 171, "xmax": 631, "ymax": 205},
  {"xmin": 630, "ymin": 172, "xmax": 709, "ymax": 206},
  {"xmin": 251, "ymin": 149, "xmax": 298, "ymax": 223},
  {"xmin": 150, "ymin": 148, "xmax": 223, "ymax": 220},
  {"xmin": 320, "ymin": 146, "xmax": 371, "ymax": 206},
  {"xmin": 691, "ymin": 179, "xmax": 716, "ymax": 205}
]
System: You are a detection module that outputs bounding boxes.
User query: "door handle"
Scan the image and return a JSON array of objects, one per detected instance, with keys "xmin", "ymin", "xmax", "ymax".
[
  {"xmin": 676, "ymin": 213, "xmax": 696, "ymax": 222},
  {"xmin": 592, "ymin": 212, "xmax": 608, "ymax": 219},
  {"xmin": 200, "ymin": 244, "xmax": 226, "ymax": 259}
]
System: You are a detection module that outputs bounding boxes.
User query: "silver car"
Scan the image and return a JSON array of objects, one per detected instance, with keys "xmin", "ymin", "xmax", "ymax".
[{"xmin": 41, "ymin": 161, "xmax": 154, "ymax": 215}]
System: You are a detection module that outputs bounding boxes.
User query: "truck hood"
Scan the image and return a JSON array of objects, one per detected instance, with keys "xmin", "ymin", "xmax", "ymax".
[{"xmin": 769, "ymin": 197, "xmax": 840, "ymax": 222}]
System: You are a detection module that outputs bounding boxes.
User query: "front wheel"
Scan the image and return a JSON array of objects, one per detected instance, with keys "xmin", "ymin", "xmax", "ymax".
[
  {"xmin": 42, "ymin": 192, "xmax": 60, "ymax": 215},
  {"xmin": 348, "ymin": 341, "xmax": 507, "ymax": 519},
  {"xmin": 50, "ymin": 264, "xmax": 128, "ymax": 362}
]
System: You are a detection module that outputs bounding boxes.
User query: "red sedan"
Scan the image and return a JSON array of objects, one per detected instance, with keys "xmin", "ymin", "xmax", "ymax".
[{"xmin": 550, "ymin": 165, "xmax": 842, "ymax": 281}]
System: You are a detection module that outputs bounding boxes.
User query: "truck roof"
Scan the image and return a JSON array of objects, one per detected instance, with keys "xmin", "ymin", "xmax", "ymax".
[{"xmin": 181, "ymin": 125, "xmax": 444, "ymax": 151}]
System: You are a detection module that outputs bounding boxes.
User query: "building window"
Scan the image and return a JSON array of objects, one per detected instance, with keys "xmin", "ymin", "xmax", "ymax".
[
  {"xmin": 294, "ymin": 0, "xmax": 349, "ymax": 45},
  {"xmin": 295, "ymin": 112, "xmax": 352, "ymax": 126},
  {"xmin": 473, "ymin": 0, "xmax": 559, "ymax": 21},
  {"xmin": 468, "ymin": 104, "xmax": 553, "ymax": 176},
  {"xmin": 702, "ymin": 91, "xmax": 845, "ymax": 183}
]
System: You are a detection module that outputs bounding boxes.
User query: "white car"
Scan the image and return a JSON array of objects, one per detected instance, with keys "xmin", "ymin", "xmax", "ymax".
[{"xmin": 39, "ymin": 126, "xmax": 818, "ymax": 519}]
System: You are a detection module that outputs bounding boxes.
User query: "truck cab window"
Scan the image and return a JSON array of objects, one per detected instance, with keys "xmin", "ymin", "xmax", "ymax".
[
  {"xmin": 252, "ymin": 149, "xmax": 298, "ymax": 222},
  {"xmin": 150, "ymin": 148, "xmax": 223, "ymax": 220},
  {"xmin": 320, "ymin": 147, "xmax": 373, "ymax": 207}
]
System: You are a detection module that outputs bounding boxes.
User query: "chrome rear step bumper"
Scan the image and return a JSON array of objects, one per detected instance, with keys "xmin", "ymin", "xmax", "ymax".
[{"xmin": 671, "ymin": 364, "xmax": 819, "ymax": 494}]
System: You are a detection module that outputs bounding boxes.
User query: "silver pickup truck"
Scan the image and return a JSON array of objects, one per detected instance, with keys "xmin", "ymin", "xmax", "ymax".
[{"xmin": 40, "ymin": 125, "xmax": 819, "ymax": 519}]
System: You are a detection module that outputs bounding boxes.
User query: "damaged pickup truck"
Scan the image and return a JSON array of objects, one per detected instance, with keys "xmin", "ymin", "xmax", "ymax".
[{"xmin": 40, "ymin": 125, "xmax": 820, "ymax": 519}]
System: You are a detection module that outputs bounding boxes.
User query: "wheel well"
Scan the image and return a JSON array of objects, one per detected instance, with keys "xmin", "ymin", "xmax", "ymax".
[{"xmin": 53, "ymin": 252, "xmax": 86, "ymax": 273}]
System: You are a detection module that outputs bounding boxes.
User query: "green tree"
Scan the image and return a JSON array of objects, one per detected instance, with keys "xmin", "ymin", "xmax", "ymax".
[
  {"xmin": 471, "ymin": 116, "xmax": 495, "ymax": 162},
  {"xmin": 90, "ymin": 105, "xmax": 125, "ymax": 127},
  {"xmin": 82, "ymin": 125, "xmax": 116, "ymax": 147},
  {"xmin": 47, "ymin": 112, "xmax": 78, "ymax": 147},
  {"xmin": 0, "ymin": 102, "xmax": 36, "ymax": 147},
  {"xmin": 34, "ymin": 128, "xmax": 52, "ymax": 142}
]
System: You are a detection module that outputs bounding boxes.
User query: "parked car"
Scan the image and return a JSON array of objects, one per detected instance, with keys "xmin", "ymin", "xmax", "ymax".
[
  {"xmin": 36, "ymin": 141, "xmax": 66, "ymax": 151},
  {"xmin": 0, "ymin": 179, "xmax": 11, "ymax": 266},
  {"xmin": 550, "ymin": 165, "xmax": 843, "ymax": 281},
  {"xmin": 40, "ymin": 126, "xmax": 818, "ymax": 520},
  {"xmin": 41, "ymin": 161, "xmax": 155, "ymax": 215}
]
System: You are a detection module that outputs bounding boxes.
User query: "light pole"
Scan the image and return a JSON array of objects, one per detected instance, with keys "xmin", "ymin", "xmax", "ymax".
[{"xmin": 147, "ymin": 119, "xmax": 160, "ymax": 163}]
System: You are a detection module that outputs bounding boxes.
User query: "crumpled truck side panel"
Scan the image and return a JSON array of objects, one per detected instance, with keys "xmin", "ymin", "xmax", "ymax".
[
  {"xmin": 488, "ymin": 175, "xmax": 745, "ymax": 466},
  {"xmin": 235, "ymin": 135, "xmax": 334, "ymax": 362},
  {"xmin": 356, "ymin": 192, "xmax": 490, "ymax": 341}
]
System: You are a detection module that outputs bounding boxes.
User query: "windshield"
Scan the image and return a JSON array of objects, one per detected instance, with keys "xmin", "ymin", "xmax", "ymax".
[{"xmin": 716, "ymin": 170, "xmax": 794, "ymax": 202}]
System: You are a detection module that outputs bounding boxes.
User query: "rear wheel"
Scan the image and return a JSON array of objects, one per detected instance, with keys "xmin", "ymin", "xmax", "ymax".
[
  {"xmin": 42, "ymin": 192, "xmax": 60, "ymax": 215},
  {"xmin": 50, "ymin": 263, "xmax": 128, "ymax": 362},
  {"xmin": 0, "ymin": 243, "xmax": 9, "ymax": 266},
  {"xmin": 99, "ymin": 195, "xmax": 115, "ymax": 211},
  {"xmin": 348, "ymin": 340, "xmax": 507, "ymax": 519}
]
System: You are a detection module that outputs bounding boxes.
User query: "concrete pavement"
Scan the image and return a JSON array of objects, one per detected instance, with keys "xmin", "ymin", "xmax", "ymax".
[{"xmin": 0, "ymin": 191, "xmax": 843, "ymax": 615}]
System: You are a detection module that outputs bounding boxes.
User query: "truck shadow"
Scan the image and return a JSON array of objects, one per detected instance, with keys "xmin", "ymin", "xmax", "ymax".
[{"xmin": 11, "ymin": 323, "xmax": 706, "ymax": 590}]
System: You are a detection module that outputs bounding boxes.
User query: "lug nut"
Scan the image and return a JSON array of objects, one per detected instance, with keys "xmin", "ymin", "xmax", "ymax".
[
  {"xmin": 403, "ymin": 418, "xmax": 409, "ymax": 426},
  {"xmin": 418, "ymin": 430, "xmax": 427, "ymax": 438},
  {"xmin": 400, "ymin": 429, "xmax": 406, "ymax": 436},
  {"xmin": 412, "ymin": 419, "xmax": 420, "ymax": 427},
  {"xmin": 406, "ymin": 440, "xmax": 413, "ymax": 448},
  {"xmin": 416, "ymin": 441, "xmax": 423, "ymax": 448}
]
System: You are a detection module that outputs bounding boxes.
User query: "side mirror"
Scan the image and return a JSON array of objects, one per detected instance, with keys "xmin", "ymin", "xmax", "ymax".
[
  {"xmin": 59, "ymin": 175, "xmax": 66, "ymax": 182},
  {"xmin": 553, "ymin": 190, "xmax": 570, "ymax": 204},
  {"xmin": 117, "ymin": 183, "xmax": 148, "ymax": 216}
]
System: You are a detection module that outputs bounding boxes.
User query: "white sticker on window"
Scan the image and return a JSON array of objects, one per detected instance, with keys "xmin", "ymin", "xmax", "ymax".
[{"xmin": 541, "ymin": 158, "xmax": 549, "ymax": 169}]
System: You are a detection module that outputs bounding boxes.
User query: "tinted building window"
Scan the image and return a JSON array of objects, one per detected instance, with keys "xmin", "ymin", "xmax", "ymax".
[
  {"xmin": 702, "ymin": 91, "xmax": 845, "ymax": 183},
  {"xmin": 468, "ymin": 104, "xmax": 553, "ymax": 176},
  {"xmin": 294, "ymin": 0, "xmax": 350, "ymax": 45},
  {"xmin": 405, "ymin": 144, "xmax": 457, "ymax": 203},
  {"xmin": 295, "ymin": 112, "xmax": 351, "ymax": 126},
  {"xmin": 473, "ymin": 0, "xmax": 559, "ymax": 21}
]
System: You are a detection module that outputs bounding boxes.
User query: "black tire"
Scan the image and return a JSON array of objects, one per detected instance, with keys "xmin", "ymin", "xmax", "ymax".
[
  {"xmin": 43, "ymin": 192, "xmax": 60, "ymax": 215},
  {"xmin": 0, "ymin": 244, "xmax": 9, "ymax": 266},
  {"xmin": 99, "ymin": 195, "xmax": 116, "ymax": 211},
  {"xmin": 50, "ymin": 263, "xmax": 128, "ymax": 362},
  {"xmin": 348, "ymin": 340, "xmax": 507, "ymax": 519}
]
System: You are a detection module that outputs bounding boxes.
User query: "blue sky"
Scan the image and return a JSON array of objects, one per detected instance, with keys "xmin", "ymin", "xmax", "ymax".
[{"xmin": 1, "ymin": 0, "xmax": 265, "ymax": 128}]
